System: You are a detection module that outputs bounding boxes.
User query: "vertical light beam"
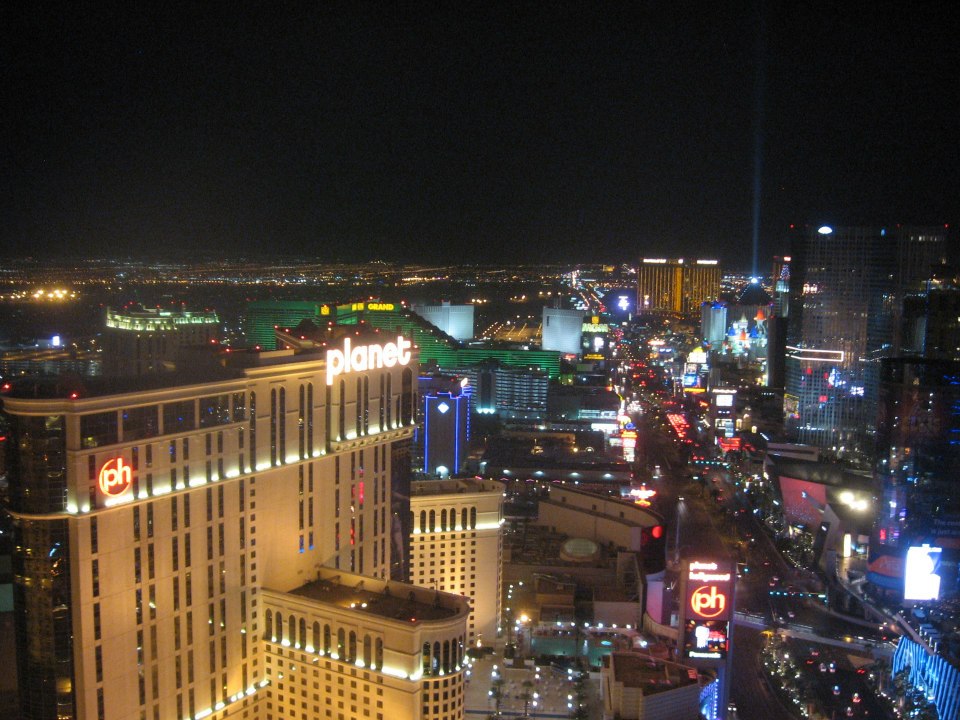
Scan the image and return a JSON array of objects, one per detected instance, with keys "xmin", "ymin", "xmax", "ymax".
[{"xmin": 751, "ymin": 2, "xmax": 766, "ymax": 278}]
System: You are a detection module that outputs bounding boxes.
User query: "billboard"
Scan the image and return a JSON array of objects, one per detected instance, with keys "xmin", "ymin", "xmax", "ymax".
[
  {"xmin": 714, "ymin": 393, "xmax": 734, "ymax": 408},
  {"xmin": 904, "ymin": 545, "xmax": 943, "ymax": 601},
  {"xmin": 682, "ymin": 560, "xmax": 733, "ymax": 662},
  {"xmin": 686, "ymin": 560, "xmax": 733, "ymax": 621},
  {"xmin": 682, "ymin": 619, "xmax": 730, "ymax": 660}
]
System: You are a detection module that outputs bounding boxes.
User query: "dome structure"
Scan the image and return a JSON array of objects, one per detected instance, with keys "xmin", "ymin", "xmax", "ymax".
[{"xmin": 560, "ymin": 537, "xmax": 600, "ymax": 563}]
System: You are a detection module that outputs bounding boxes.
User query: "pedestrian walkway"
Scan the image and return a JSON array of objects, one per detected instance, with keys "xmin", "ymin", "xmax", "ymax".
[{"xmin": 463, "ymin": 652, "xmax": 600, "ymax": 719}]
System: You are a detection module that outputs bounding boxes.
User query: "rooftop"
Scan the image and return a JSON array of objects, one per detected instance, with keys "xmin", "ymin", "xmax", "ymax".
[
  {"xmin": 0, "ymin": 322, "xmax": 396, "ymax": 401},
  {"xmin": 607, "ymin": 652, "xmax": 700, "ymax": 694},
  {"xmin": 410, "ymin": 477, "xmax": 503, "ymax": 497},
  {"xmin": 287, "ymin": 572, "xmax": 465, "ymax": 624}
]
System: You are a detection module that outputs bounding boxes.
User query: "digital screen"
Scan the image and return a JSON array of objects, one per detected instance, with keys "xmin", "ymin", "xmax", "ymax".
[
  {"xmin": 683, "ymin": 619, "xmax": 729, "ymax": 660},
  {"xmin": 714, "ymin": 394, "xmax": 733, "ymax": 408},
  {"xmin": 683, "ymin": 373, "xmax": 699, "ymax": 388},
  {"xmin": 905, "ymin": 545, "xmax": 943, "ymax": 601}
]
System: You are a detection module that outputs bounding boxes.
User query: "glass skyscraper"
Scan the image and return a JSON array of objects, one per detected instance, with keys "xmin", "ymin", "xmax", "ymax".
[
  {"xmin": 871, "ymin": 357, "xmax": 960, "ymax": 599},
  {"xmin": 784, "ymin": 225, "xmax": 946, "ymax": 460}
]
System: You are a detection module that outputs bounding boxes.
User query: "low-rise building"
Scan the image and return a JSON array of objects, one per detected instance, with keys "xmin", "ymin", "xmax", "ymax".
[{"xmin": 601, "ymin": 652, "xmax": 701, "ymax": 720}]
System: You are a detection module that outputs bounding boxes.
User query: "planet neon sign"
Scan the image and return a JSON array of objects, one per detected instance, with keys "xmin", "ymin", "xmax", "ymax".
[
  {"xmin": 98, "ymin": 457, "xmax": 133, "ymax": 497},
  {"xmin": 326, "ymin": 335, "xmax": 412, "ymax": 385}
]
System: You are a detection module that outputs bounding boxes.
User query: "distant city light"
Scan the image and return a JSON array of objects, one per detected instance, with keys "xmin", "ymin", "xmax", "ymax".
[{"xmin": 817, "ymin": 226, "xmax": 833, "ymax": 235}]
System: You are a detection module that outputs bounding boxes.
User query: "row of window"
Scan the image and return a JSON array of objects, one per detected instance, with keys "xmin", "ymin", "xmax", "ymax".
[
  {"xmin": 330, "ymin": 369, "xmax": 415, "ymax": 442},
  {"xmin": 264, "ymin": 611, "xmax": 384, "ymax": 669},
  {"xmin": 422, "ymin": 637, "xmax": 466, "ymax": 677},
  {"xmin": 415, "ymin": 507, "xmax": 478, "ymax": 533},
  {"xmin": 80, "ymin": 393, "xmax": 246, "ymax": 448}
]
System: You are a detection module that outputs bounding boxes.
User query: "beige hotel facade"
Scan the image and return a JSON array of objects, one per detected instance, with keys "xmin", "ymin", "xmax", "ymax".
[{"xmin": 2, "ymin": 328, "xmax": 475, "ymax": 720}]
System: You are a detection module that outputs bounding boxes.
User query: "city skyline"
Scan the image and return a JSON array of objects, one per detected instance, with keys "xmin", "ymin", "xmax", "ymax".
[{"xmin": 3, "ymin": 4, "xmax": 958, "ymax": 265}]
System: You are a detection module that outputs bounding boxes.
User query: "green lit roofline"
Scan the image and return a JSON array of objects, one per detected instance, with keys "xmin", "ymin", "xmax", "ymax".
[
  {"xmin": 242, "ymin": 301, "xmax": 562, "ymax": 378},
  {"xmin": 343, "ymin": 307, "xmax": 562, "ymax": 380}
]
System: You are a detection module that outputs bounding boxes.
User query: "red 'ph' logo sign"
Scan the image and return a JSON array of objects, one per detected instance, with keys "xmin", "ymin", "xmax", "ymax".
[
  {"xmin": 99, "ymin": 458, "xmax": 133, "ymax": 497},
  {"xmin": 690, "ymin": 585, "xmax": 726, "ymax": 618}
]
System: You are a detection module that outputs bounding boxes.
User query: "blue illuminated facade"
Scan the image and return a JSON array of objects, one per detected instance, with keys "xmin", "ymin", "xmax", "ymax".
[
  {"xmin": 419, "ymin": 374, "xmax": 472, "ymax": 477},
  {"xmin": 892, "ymin": 637, "xmax": 960, "ymax": 720},
  {"xmin": 699, "ymin": 678, "xmax": 719, "ymax": 720}
]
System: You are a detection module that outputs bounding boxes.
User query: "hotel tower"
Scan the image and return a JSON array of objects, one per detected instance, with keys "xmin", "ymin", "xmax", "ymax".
[{"xmin": 2, "ymin": 326, "xmax": 474, "ymax": 720}]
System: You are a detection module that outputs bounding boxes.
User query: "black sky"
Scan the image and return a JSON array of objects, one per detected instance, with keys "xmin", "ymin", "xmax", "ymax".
[{"xmin": 2, "ymin": 3, "xmax": 958, "ymax": 268}]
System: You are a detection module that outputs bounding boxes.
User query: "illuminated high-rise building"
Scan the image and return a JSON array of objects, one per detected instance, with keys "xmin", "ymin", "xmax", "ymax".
[
  {"xmin": 784, "ymin": 225, "xmax": 946, "ymax": 458},
  {"xmin": 541, "ymin": 307, "xmax": 583, "ymax": 354},
  {"xmin": 636, "ymin": 259, "xmax": 720, "ymax": 315},
  {"xmin": 411, "ymin": 302, "xmax": 475, "ymax": 341},
  {"xmin": 417, "ymin": 374, "xmax": 471, "ymax": 477},
  {"xmin": 103, "ymin": 306, "xmax": 220, "ymax": 376},
  {"xmin": 869, "ymin": 357, "xmax": 960, "ymax": 599},
  {"xmin": 771, "ymin": 255, "xmax": 791, "ymax": 317},
  {"xmin": 458, "ymin": 360, "xmax": 548, "ymax": 420},
  {"xmin": 243, "ymin": 300, "xmax": 331, "ymax": 350},
  {"xmin": 900, "ymin": 272, "xmax": 960, "ymax": 360},
  {"xmin": 1, "ymin": 328, "xmax": 474, "ymax": 720},
  {"xmin": 408, "ymin": 478, "xmax": 503, "ymax": 647}
]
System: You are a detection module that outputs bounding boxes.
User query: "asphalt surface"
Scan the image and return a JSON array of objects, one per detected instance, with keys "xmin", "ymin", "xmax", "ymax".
[{"xmin": 636, "ymin": 404, "xmax": 895, "ymax": 720}]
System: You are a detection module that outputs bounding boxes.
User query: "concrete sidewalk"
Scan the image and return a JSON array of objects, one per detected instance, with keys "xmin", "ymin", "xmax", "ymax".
[{"xmin": 463, "ymin": 652, "xmax": 601, "ymax": 719}]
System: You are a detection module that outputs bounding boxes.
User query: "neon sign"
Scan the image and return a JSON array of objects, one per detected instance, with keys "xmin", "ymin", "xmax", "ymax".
[
  {"xmin": 326, "ymin": 335, "xmax": 412, "ymax": 385},
  {"xmin": 690, "ymin": 586, "xmax": 727, "ymax": 618},
  {"xmin": 629, "ymin": 485, "xmax": 656, "ymax": 506},
  {"xmin": 98, "ymin": 458, "xmax": 133, "ymax": 497},
  {"xmin": 686, "ymin": 561, "xmax": 732, "ymax": 623}
]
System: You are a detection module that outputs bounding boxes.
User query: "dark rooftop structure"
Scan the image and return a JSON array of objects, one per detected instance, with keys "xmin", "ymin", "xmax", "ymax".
[
  {"xmin": 0, "ymin": 322, "xmax": 397, "ymax": 401},
  {"xmin": 605, "ymin": 652, "xmax": 700, "ymax": 695},
  {"xmin": 286, "ymin": 570, "xmax": 466, "ymax": 624}
]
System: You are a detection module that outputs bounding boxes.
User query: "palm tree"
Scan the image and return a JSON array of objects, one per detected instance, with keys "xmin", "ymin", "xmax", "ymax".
[
  {"xmin": 489, "ymin": 676, "xmax": 505, "ymax": 717},
  {"xmin": 520, "ymin": 679, "xmax": 535, "ymax": 717}
]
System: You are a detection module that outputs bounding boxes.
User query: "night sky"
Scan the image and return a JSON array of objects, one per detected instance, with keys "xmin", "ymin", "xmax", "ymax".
[{"xmin": 2, "ymin": 3, "xmax": 957, "ymax": 267}]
